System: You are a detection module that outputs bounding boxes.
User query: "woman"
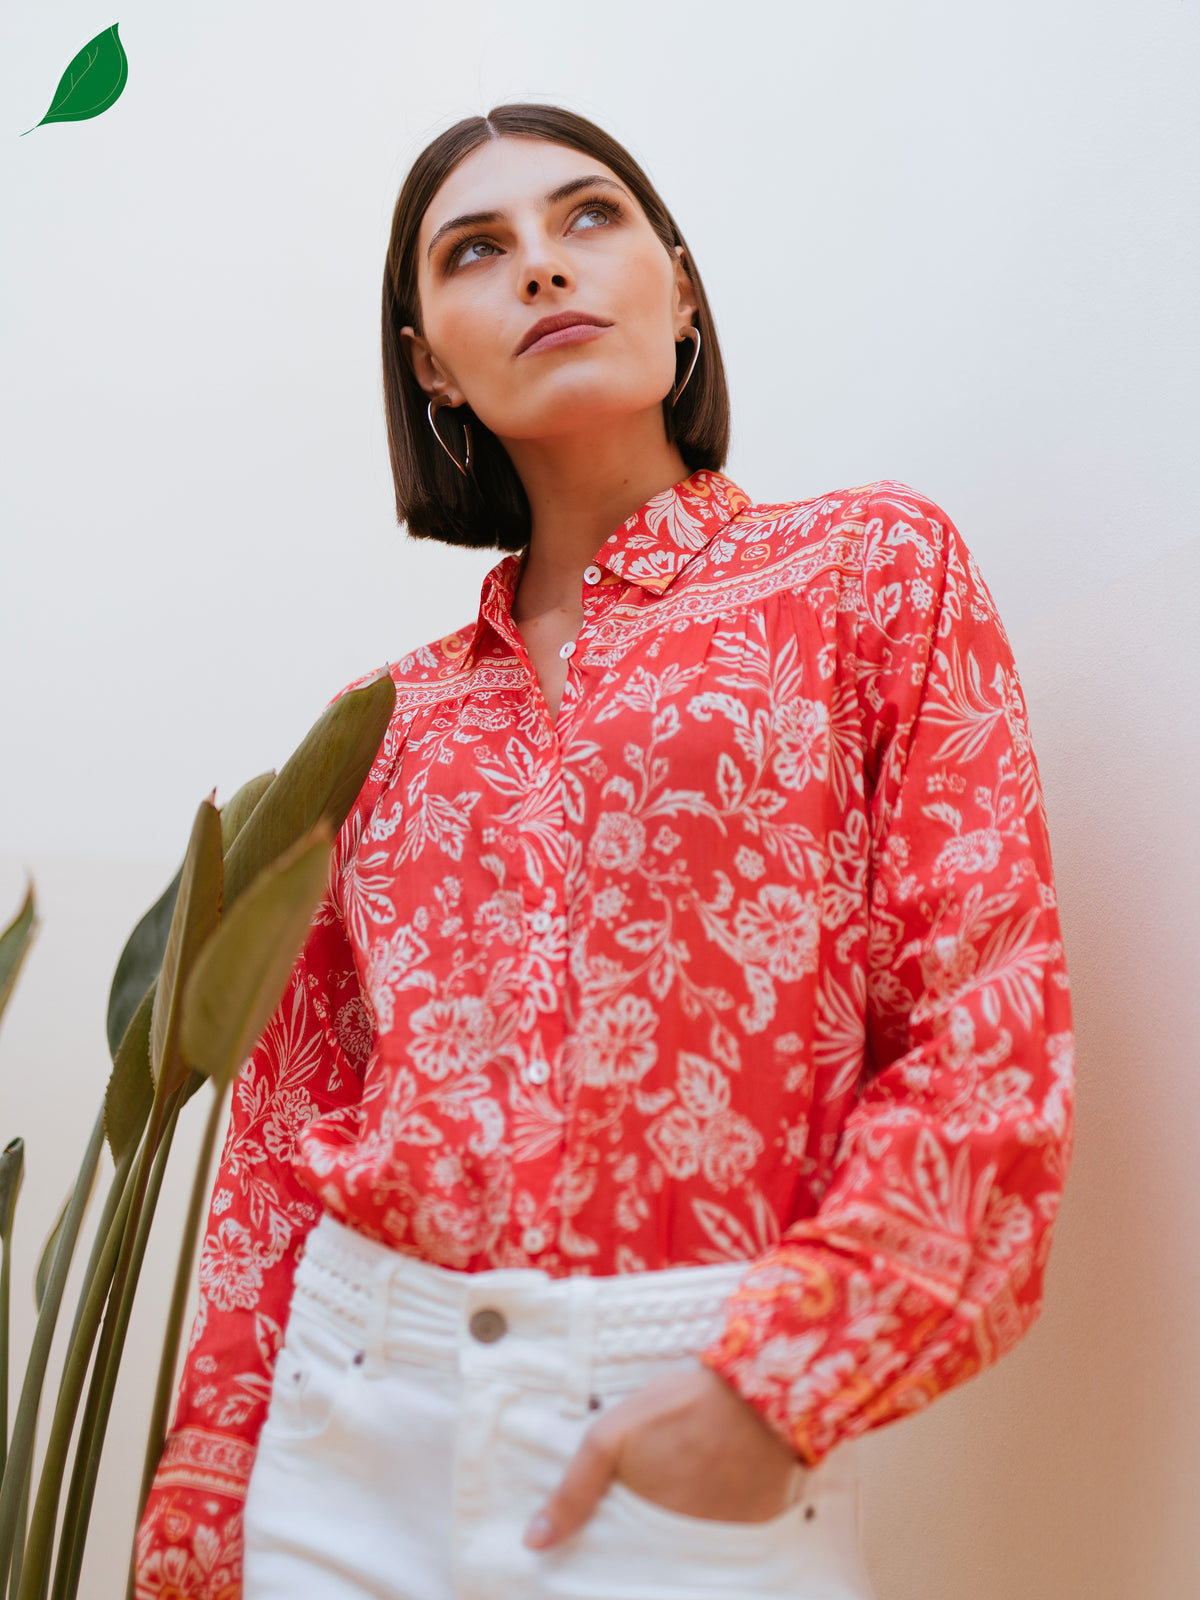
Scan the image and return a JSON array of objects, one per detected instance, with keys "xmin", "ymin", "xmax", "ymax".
[{"xmin": 135, "ymin": 105, "xmax": 1074, "ymax": 1600}]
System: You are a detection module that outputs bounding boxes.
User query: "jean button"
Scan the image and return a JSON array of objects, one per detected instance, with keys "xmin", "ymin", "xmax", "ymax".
[{"xmin": 469, "ymin": 1308, "xmax": 508, "ymax": 1344}]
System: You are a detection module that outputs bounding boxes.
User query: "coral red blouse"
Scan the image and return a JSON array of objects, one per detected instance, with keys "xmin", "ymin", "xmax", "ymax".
[{"xmin": 136, "ymin": 472, "xmax": 1073, "ymax": 1599}]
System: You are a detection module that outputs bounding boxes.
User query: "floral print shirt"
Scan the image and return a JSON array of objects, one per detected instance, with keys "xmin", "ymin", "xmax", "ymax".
[{"xmin": 136, "ymin": 472, "xmax": 1074, "ymax": 1598}]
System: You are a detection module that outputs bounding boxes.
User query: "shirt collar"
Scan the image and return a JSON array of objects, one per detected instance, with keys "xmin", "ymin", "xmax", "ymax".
[
  {"xmin": 590, "ymin": 469, "xmax": 751, "ymax": 594},
  {"xmin": 470, "ymin": 469, "xmax": 750, "ymax": 666}
]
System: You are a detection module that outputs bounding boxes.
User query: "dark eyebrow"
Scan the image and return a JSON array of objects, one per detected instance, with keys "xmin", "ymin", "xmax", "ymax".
[
  {"xmin": 426, "ymin": 176, "xmax": 628, "ymax": 260},
  {"xmin": 543, "ymin": 174, "xmax": 628, "ymax": 207},
  {"xmin": 426, "ymin": 209, "xmax": 502, "ymax": 260}
]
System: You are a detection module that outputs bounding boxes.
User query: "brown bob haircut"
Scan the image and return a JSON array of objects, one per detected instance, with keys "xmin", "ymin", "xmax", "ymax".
[{"xmin": 381, "ymin": 104, "xmax": 731, "ymax": 551}]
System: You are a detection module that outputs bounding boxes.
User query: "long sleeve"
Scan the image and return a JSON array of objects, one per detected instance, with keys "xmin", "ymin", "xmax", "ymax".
[
  {"xmin": 702, "ymin": 486, "xmax": 1075, "ymax": 1465},
  {"xmin": 134, "ymin": 887, "xmax": 369, "ymax": 1600}
]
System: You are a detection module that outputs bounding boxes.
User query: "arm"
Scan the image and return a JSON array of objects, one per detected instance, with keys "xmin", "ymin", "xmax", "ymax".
[
  {"xmin": 701, "ymin": 484, "xmax": 1074, "ymax": 1465},
  {"xmin": 134, "ymin": 892, "xmax": 368, "ymax": 1600}
]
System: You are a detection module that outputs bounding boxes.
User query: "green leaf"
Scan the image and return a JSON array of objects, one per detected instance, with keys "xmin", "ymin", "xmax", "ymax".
[
  {"xmin": 107, "ymin": 767, "xmax": 269, "ymax": 1060},
  {"xmin": 106, "ymin": 869, "xmax": 181, "ymax": 1061},
  {"xmin": 22, "ymin": 25, "xmax": 128, "ymax": 136},
  {"xmin": 0, "ymin": 885, "xmax": 37, "ymax": 1034},
  {"xmin": 150, "ymin": 801, "xmax": 224, "ymax": 1095},
  {"xmin": 220, "ymin": 771, "xmax": 276, "ymax": 853},
  {"xmin": 103, "ymin": 986, "xmax": 155, "ymax": 1166},
  {"xmin": 182, "ymin": 828, "xmax": 332, "ymax": 1088},
  {"xmin": 222, "ymin": 671, "xmax": 395, "ymax": 909},
  {"xmin": 0, "ymin": 1138, "xmax": 24, "ymax": 1242}
]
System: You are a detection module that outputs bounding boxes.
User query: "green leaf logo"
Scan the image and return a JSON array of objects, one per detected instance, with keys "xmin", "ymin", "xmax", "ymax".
[{"xmin": 21, "ymin": 23, "xmax": 128, "ymax": 136}]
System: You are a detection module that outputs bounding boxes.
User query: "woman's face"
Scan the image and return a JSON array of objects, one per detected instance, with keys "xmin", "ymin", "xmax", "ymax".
[{"xmin": 402, "ymin": 137, "xmax": 696, "ymax": 445}]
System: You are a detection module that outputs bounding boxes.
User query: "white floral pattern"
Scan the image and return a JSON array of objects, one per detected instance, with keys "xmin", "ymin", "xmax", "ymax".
[{"xmin": 138, "ymin": 472, "xmax": 1073, "ymax": 1595}]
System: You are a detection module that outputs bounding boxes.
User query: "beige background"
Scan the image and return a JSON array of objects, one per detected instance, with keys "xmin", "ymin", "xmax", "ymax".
[{"xmin": 2, "ymin": 1, "xmax": 1198, "ymax": 1595}]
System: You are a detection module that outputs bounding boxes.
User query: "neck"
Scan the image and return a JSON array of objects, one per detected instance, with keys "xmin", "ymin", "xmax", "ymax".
[{"xmin": 501, "ymin": 408, "xmax": 688, "ymax": 620}]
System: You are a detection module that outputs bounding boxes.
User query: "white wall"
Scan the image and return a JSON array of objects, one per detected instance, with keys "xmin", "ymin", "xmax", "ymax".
[{"xmin": 1, "ymin": 2, "xmax": 1197, "ymax": 1595}]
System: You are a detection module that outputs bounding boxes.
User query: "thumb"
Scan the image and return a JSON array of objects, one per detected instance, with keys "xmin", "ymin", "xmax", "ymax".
[{"xmin": 524, "ymin": 1423, "xmax": 619, "ymax": 1549}]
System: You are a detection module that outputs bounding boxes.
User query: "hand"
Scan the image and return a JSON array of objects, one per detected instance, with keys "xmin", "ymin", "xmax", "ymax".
[{"xmin": 523, "ymin": 1361, "xmax": 805, "ymax": 1550}]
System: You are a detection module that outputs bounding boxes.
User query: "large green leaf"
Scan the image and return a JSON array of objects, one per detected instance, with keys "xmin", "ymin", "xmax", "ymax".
[
  {"xmin": 149, "ymin": 801, "xmax": 223, "ymax": 1096},
  {"xmin": 220, "ymin": 771, "xmax": 276, "ymax": 853},
  {"xmin": 105, "ymin": 870, "xmax": 181, "ymax": 1061},
  {"xmin": 222, "ymin": 672, "xmax": 395, "ymax": 909},
  {"xmin": 181, "ymin": 829, "xmax": 332, "ymax": 1088},
  {"xmin": 103, "ymin": 986, "xmax": 156, "ymax": 1166},
  {"xmin": 102, "ymin": 773, "xmax": 275, "ymax": 1062},
  {"xmin": 0, "ymin": 885, "xmax": 37, "ymax": 1033},
  {"xmin": 21, "ymin": 25, "xmax": 128, "ymax": 136},
  {"xmin": 0, "ymin": 1138, "xmax": 23, "ymax": 1242}
]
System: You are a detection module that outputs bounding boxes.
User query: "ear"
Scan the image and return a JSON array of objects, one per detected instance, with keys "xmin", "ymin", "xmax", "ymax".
[
  {"xmin": 671, "ymin": 246, "xmax": 699, "ymax": 329},
  {"xmin": 399, "ymin": 325, "xmax": 464, "ymax": 406}
]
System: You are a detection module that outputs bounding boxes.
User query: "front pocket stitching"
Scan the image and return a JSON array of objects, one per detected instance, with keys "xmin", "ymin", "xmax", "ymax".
[
  {"xmin": 607, "ymin": 1480, "xmax": 808, "ymax": 1543},
  {"xmin": 265, "ymin": 1346, "xmax": 355, "ymax": 1443}
]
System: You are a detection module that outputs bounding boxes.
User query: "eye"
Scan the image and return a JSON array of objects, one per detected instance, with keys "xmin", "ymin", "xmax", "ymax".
[
  {"xmin": 450, "ymin": 237, "xmax": 502, "ymax": 270},
  {"xmin": 570, "ymin": 198, "xmax": 621, "ymax": 233}
]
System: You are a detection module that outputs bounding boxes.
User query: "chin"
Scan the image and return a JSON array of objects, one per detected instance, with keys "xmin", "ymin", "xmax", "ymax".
[{"xmin": 485, "ymin": 377, "xmax": 672, "ymax": 442}]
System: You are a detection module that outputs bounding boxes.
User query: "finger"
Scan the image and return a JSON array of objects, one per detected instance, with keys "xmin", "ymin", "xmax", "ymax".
[{"xmin": 524, "ymin": 1424, "xmax": 620, "ymax": 1549}]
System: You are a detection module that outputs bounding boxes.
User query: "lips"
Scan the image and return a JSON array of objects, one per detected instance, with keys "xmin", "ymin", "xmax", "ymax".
[{"xmin": 516, "ymin": 311, "xmax": 613, "ymax": 357}]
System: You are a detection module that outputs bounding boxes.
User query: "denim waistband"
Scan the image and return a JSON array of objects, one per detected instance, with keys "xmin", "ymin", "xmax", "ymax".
[{"xmin": 292, "ymin": 1212, "xmax": 751, "ymax": 1406}]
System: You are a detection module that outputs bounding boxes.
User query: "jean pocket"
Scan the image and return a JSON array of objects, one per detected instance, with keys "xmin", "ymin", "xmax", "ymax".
[
  {"xmin": 262, "ymin": 1312, "xmax": 359, "ymax": 1445},
  {"xmin": 605, "ymin": 1478, "xmax": 809, "ymax": 1552}
]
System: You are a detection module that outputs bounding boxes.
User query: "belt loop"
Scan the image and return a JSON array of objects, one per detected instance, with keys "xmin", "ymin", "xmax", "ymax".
[
  {"xmin": 562, "ymin": 1276, "xmax": 597, "ymax": 1418},
  {"xmin": 361, "ymin": 1253, "xmax": 395, "ymax": 1379}
]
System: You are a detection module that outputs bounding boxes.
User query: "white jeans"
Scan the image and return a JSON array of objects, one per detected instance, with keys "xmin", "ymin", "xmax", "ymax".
[{"xmin": 242, "ymin": 1213, "xmax": 876, "ymax": 1600}]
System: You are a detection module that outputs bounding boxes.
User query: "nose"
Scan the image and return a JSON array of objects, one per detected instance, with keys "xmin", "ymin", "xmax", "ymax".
[{"xmin": 515, "ymin": 228, "xmax": 574, "ymax": 302}]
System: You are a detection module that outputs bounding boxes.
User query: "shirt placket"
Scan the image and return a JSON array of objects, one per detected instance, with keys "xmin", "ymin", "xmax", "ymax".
[
  {"xmin": 481, "ymin": 562, "xmax": 627, "ymax": 1261},
  {"xmin": 552, "ymin": 561, "xmax": 624, "ymax": 741}
]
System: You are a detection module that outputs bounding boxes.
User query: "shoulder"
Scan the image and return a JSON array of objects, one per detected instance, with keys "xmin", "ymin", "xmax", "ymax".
[
  {"xmin": 323, "ymin": 615, "xmax": 481, "ymax": 779},
  {"xmin": 710, "ymin": 480, "xmax": 973, "ymax": 627},
  {"xmin": 330, "ymin": 619, "xmax": 483, "ymax": 712},
  {"xmin": 733, "ymin": 479, "xmax": 961, "ymax": 564}
]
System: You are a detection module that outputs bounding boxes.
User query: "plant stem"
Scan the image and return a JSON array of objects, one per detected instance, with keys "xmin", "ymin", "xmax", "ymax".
[
  {"xmin": 1, "ymin": 1232, "xmax": 11, "ymax": 1480},
  {"xmin": 45, "ymin": 1099, "xmax": 180, "ymax": 1600},
  {"xmin": 13, "ymin": 1149, "xmax": 137, "ymax": 1600},
  {"xmin": 0, "ymin": 1113, "xmax": 104, "ymax": 1575},
  {"xmin": 62, "ymin": 1142, "xmax": 134, "ymax": 1361},
  {"xmin": 5, "ymin": 1439, "xmax": 31, "ymax": 1600},
  {"xmin": 34, "ymin": 1077, "xmax": 172, "ymax": 1593},
  {"xmin": 135, "ymin": 1081, "xmax": 226, "ymax": 1528}
]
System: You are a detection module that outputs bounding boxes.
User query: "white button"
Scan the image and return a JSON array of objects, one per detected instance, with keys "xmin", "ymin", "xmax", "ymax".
[
  {"xmin": 524, "ymin": 1060, "xmax": 550, "ymax": 1085},
  {"xmin": 558, "ymin": 640, "xmax": 576, "ymax": 660},
  {"xmin": 522, "ymin": 1226, "xmax": 548, "ymax": 1255},
  {"xmin": 583, "ymin": 565, "xmax": 602, "ymax": 585},
  {"xmin": 530, "ymin": 910, "xmax": 552, "ymax": 933}
]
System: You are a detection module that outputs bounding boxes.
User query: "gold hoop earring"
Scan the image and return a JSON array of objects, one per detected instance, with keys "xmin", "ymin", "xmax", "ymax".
[
  {"xmin": 427, "ymin": 398, "xmax": 473, "ymax": 475},
  {"xmin": 671, "ymin": 326, "xmax": 701, "ymax": 407}
]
